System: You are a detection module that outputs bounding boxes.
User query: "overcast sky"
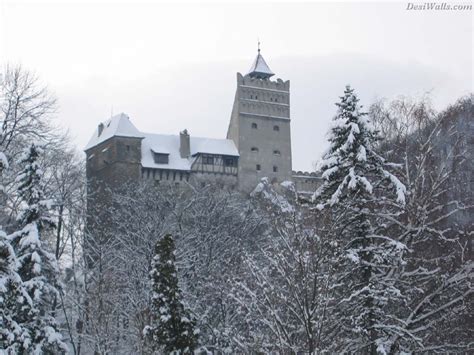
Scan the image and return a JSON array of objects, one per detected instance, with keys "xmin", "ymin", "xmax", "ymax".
[{"xmin": 1, "ymin": 0, "xmax": 472, "ymax": 171}]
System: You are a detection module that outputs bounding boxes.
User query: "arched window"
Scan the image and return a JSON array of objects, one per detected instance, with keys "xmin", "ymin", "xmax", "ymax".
[
  {"xmin": 251, "ymin": 147, "xmax": 259, "ymax": 153},
  {"xmin": 273, "ymin": 125, "xmax": 280, "ymax": 131},
  {"xmin": 252, "ymin": 123, "xmax": 258, "ymax": 129}
]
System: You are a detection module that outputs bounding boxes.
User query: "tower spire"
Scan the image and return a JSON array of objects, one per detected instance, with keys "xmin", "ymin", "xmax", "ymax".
[{"xmin": 247, "ymin": 41, "xmax": 274, "ymax": 79}]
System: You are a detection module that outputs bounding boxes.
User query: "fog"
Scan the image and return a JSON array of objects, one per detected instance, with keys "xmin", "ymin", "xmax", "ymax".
[{"xmin": 1, "ymin": 1, "xmax": 471, "ymax": 170}]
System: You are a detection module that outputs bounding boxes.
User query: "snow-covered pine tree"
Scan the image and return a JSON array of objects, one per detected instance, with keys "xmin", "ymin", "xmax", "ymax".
[
  {"xmin": 313, "ymin": 86, "xmax": 406, "ymax": 354},
  {"xmin": 0, "ymin": 147, "xmax": 35, "ymax": 352},
  {"xmin": 145, "ymin": 234, "xmax": 198, "ymax": 354},
  {"xmin": 7, "ymin": 142, "xmax": 67, "ymax": 353}
]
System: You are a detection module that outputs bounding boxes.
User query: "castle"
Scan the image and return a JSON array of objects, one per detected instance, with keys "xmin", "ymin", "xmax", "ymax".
[{"xmin": 84, "ymin": 49, "xmax": 320, "ymax": 194}]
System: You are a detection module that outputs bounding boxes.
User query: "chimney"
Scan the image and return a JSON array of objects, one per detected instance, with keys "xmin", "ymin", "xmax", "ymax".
[
  {"xmin": 179, "ymin": 129, "xmax": 190, "ymax": 158},
  {"xmin": 98, "ymin": 123, "xmax": 104, "ymax": 136}
]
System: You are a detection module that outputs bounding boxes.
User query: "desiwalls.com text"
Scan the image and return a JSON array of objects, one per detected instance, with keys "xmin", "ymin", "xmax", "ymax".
[{"xmin": 406, "ymin": 2, "xmax": 472, "ymax": 11}]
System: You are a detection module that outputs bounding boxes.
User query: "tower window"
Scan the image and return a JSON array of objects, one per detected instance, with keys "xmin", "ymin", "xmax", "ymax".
[
  {"xmin": 273, "ymin": 125, "xmax": 280, "ymax": 132},
  {"xmin": 250, "ymin": 95, "xmax": 253, "ymax": 99},
  {"xmin": 126, "ymin": 145, "xmax": 130, "ymax": 152},
  {"xmin": 251, "ymin": 147, "xmax": 259, "ymax": 153},
  {"xmin": 273, "ymin": 150, "xmax": 281, "ymax": 156},
  {"xmin": 275, "ymin": 98, "xmax": 278, "ymax": 102},
  {"xmin": 255, "ymin": 95, "xmax": 258, "ymax": 100},
  {"xmin": 252, "ymin": 123, "xmax": 258, "ymax": 129},
  {"xmin": 273, "ymin": 166, "xmax": 278, "ymax": 173},
  {"xmin": 256, "ymin": 164, "xmax": 261, "ymax": 171}
]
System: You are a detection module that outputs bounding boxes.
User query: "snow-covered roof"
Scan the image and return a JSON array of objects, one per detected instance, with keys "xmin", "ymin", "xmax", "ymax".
[
  {"xmin": 85, "ymin": 113, "xmax": 239, "ymax": 171},
  {"xmin": 142, "ymin": 133, "xmax": 239, "ymax": 171},
  {"xmin": 247, "ymin": 52, "xmax": 275, "ymax": 79},
  {"xmin": 84, "ymin": 113, "xmax": 144, "ymax": 151}
]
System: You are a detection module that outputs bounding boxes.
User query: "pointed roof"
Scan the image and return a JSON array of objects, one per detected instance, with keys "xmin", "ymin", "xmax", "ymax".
[
  {"xmin": 84, "ymin": 113, "xmax": 144, "ymax": 151},
  {"xmin": 247, "ymin": 46, "xmax": 274, "ymax": 79}
]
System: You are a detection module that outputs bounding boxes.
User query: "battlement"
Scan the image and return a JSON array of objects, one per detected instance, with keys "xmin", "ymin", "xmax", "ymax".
[
  {"xmin": 291, "ymin": 170, "xmax": 322, "ymax": 194},
  {"xmin": 237, "ymin": 72, "xmax": 290, "ymax": 92},
  {"xmin": 292, "ymin": 170, "xmax": 320, "ymax": 178}
]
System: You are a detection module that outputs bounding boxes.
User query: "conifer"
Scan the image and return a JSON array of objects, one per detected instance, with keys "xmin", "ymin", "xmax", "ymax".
[{"xmin": 145, "ymin": 234, "xmax": 198, "ymax": 354}]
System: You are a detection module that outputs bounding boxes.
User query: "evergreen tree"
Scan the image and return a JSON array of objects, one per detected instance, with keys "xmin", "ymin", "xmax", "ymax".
[
  {"xmin": 0, "ymin": 149, "xmax": 35, "ymax": 352},
  {"xmin": 145, "ymin": 234, "xmax": 198, "ymax": 354},
  {"xmin": 7, "ymin": 142, "xmax": 67, "ymax": 353},
  {"xmin": 313, "ymin": 86, "xmax": 406, "ymax": 354}
]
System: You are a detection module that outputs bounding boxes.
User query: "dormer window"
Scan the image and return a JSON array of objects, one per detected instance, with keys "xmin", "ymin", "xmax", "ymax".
[{"xmin": 153, "ymin": 152, "xmax": 169, "ymax": 164}]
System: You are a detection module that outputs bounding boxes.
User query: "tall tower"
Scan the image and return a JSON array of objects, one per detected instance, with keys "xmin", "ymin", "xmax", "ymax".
[{"xmin": 227, "ymin": 47, "xmax": 292, "ymax": 192}]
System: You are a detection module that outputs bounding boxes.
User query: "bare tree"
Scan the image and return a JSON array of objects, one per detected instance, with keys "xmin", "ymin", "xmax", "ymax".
[
  {"xmin": 369, "ymin": 95, "xmax": 473, "ymax": 353},
  {"xmin": 233, "ymin": 178, "xmax": 336, "ymax": 353}
]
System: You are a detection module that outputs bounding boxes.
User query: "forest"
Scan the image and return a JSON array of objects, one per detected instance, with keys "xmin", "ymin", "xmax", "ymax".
[{"xmin": 0, "ymin": 65, "xmax": 472, "ymax": 354}]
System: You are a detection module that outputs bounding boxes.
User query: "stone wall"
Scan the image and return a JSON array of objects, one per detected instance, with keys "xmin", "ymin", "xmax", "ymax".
[{"xmin": 292, "ymin": 171, "xmax": 322, "ymax": 195}]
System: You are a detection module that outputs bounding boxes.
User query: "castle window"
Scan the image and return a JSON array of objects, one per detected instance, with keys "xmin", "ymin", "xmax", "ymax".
[
  {"xmin": 256, "ymin": 164, "xmax": 261, "ymax": 171},
  {"xmin": 126, "ymin": 145, "xmax": 130, "ymax": 152},
  {"xmin": 202, "ymin": 155, "xmax": 214, "ymax": 165},
  {"xmin": 275, "ymin": 98, "xmax": 278, "ymax": 102},
  {"xmin": 273, "ymin": 166, "xmax": 278, "ymax": 173},
  {"xmin": 224, "ymin": 157, "xmax": 237, "ymax": 167},
  {"xmin": 273, "ymin": 150, "xmax": 281, "ymax": 156},
  {"xmin": 252, "ymin": 123, "xmax": 258, "ymax": 129},
  {"xmin": 251, "ymin": 147, "xmax": 259, "ymax": 153},
  {"xmin": 153, "ymin": 152, "xmax": 169, "ymax": 164},
  {"xmin": 255, "ymin": 95, "xmax": 258, "ymax": 100},
  {"xmin": 273, "ymin": 125, "xmax": 280, "ymax": 132},
  {"xmin": 250, "ymin": 95, "xmax": 253, "ymax": 99}
]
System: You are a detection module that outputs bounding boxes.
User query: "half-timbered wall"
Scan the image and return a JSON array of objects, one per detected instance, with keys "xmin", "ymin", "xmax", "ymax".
[{"xmin": 190, "ymin": 153, "xmax": 238, "ymax": 176}]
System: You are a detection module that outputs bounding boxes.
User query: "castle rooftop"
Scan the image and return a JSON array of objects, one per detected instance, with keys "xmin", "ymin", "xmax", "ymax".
[
  {"xmin": 142, "ymin": 133, "xmax": 239, "ymax": 171},
  {"xmin": 85, "ymin": 113, "xmax": 144, "ymax": 151},
  {"xmin": 247, "ymin": 47, "xmax": 274, "ymax": 79},
  {"xmin": 85, "ymin": 113, "xmax": 238, "ymax": 171}
]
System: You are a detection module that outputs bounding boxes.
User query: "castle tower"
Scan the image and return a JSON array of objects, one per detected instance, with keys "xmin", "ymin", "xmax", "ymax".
[{"xmin": 227, "ymin": 47, "xmax": 292, "ymax": 192}]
